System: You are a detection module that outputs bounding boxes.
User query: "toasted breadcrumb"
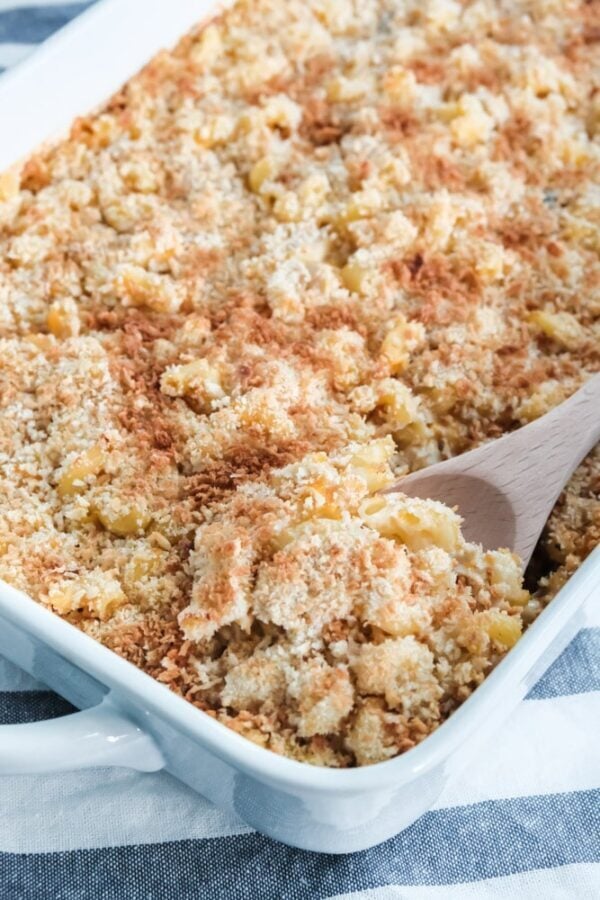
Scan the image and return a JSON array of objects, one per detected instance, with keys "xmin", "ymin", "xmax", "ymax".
[{"xmin": 0, "ymin": 0, "xmax": 598, "ymax": 767}]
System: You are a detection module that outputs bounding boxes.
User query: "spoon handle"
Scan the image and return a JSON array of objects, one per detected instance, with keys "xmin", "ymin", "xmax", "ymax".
[
  {"xmin": 395, "ymin": 373, "xmax": 600, "ymax": 564},
  {"xmin": 481, "ymin": 373, "xmax": 600, "ymax": 562},
  {"xmin": 499, "ymin": 372, "xmax": 600, "ymax": 491}
]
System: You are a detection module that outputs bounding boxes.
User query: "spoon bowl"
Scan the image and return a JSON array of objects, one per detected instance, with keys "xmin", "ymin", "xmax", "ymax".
[{"xmin": 388, "ymin": 374, "xmax": 600, "ymax": 566}]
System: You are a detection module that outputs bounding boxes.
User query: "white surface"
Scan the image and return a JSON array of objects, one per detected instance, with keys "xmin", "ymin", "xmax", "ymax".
[
  {"xmin": 329, "ymin": 864, "xmax": 600, "ymax": 900},
  {"xmin": 0, "ymin": 769, "xmax": 250, "ymax": 852},
  {"xmin": 433, "ymin": 691, "xmax": 600, "ymax": 808},
  {"xmin": 0, "ymin": 42, "xmax": 34, "ymax": 68},
  {"xmin": 0, "ymin": 656, "xmax": 41, "ymax": 691}
]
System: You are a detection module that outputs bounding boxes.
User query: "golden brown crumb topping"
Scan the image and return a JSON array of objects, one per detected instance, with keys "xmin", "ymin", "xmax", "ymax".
[{"xmin": 0, "ymin": 0, "xmax": 598, "ymax": 766}]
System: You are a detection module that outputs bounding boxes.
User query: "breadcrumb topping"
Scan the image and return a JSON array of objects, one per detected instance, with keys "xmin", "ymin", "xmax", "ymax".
[{"xmin": 0, "ymin": 0, "xmax": 598, "ymax": 767}]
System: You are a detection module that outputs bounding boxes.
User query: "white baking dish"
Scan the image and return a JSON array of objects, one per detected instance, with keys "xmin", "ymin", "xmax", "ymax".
[{"xmin": 0, "ymin": 0, "xmax": 598, "ymax": 854}]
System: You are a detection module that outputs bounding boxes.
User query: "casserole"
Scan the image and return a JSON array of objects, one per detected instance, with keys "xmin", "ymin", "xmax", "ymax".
[
  {"xmin": 0, "ymin": 0, "xmax": 598, "ymax": 853},
  {"xmin": 1, "ymin": 552, "xmax": 598, "ymax": 854}
]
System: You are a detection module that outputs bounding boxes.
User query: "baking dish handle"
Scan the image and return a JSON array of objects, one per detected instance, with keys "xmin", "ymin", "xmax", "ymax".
[{"xmin": 0, "ymin": 696, "xmax": 164, "ymax": 775}]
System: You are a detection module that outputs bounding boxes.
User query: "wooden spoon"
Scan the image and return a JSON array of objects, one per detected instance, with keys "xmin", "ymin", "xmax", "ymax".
[{"xmin": 387, "ymin": 374, "xmax": 600, "ymax": 566}]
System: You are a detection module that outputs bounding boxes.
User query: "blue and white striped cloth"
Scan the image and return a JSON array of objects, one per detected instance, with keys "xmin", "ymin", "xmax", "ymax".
[{"xmin": 1, "ymin": 4, "xmax": 599, "ymax": 897}]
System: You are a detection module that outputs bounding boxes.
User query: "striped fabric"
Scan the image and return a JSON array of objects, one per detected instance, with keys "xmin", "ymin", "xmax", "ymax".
[
  {"xmin": 0, "ymin": 2, "xmax": 94, "ymax": 71},
  {"xmin": 0, "ymin": 4, "xmax": 599, "ymax": 898}
]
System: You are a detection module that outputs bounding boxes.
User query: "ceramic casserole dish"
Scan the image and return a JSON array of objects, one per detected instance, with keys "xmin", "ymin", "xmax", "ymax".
[{"xmin": 0, "ymin": 0, "xmax": 598, "ymax": 854}]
